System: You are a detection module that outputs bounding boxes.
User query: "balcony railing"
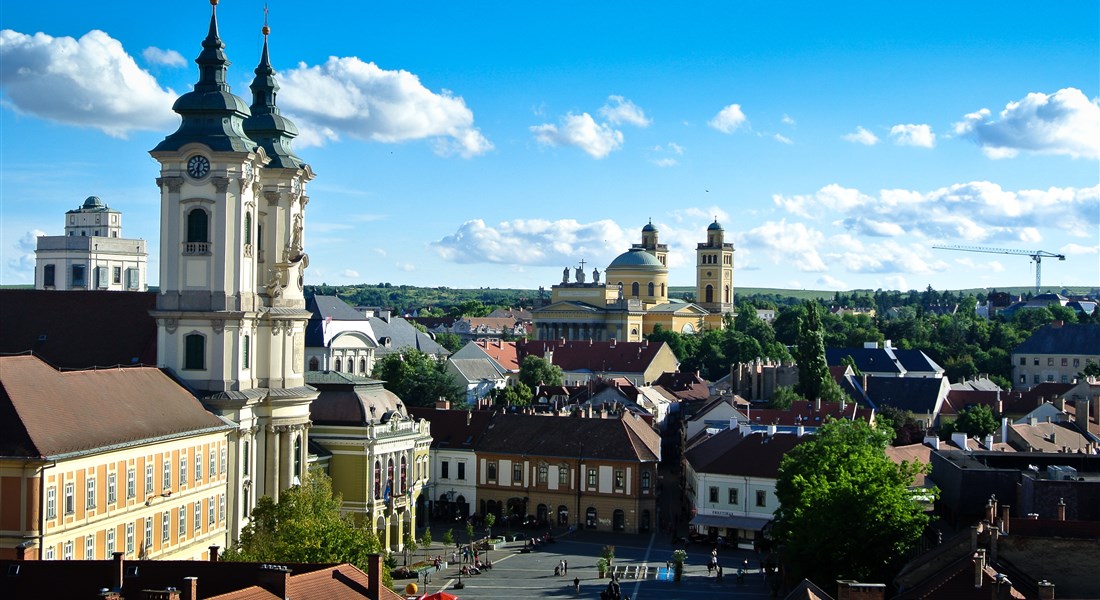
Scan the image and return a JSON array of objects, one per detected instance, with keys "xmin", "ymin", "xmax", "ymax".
[{"xmin": 183, "ymin": 242, "xmax": 211, "ymax": 255}]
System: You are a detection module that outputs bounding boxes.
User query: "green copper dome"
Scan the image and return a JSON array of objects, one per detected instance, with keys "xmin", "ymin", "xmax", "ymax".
[
  {"xmin": 607, "ymin": 248, "xmax": 665, "ymax": 270},
  {"xmin": 82, "ymin": 196, "xmax": 105, "ymax": 209},
  {"xmin": 708, "ymin": 219, "xmax": 723, "ymax": 231},
  {"xmin": 152, "ymin": 2, "xmax": 255, "ymax": 154}
]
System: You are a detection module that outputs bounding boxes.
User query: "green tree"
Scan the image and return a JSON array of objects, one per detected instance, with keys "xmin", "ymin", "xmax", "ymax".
[
  {"xmin": 953, "ymin": 404, "xmax": 998, "ymax": 438},
  {"xmin": 519, "ymin": 355, "xmax": 563, "ymax": 389},
  {"xmin": 484, "ymin": 513, "xmax": 496, "ymax": 539},
  {"xmin": 442, "ymin": 528, "xmax": 454, "ymax": 548},
  {"xmin": 465, "ymin": 521, "xmax": 475, "ymax": 544},
  {"xmin": 402, "ymin": 529, "xmax": 418, "ymax": 565},
  {"xmin": 435, "ymin": 332, "xmax": 464, "ymax": 353},
  {"xmin": 794, "ymin": 301, "xmax": 845, "ymax": 402},
  {"xmin": 769, "ymin": 386, "xmax": 802, "ymax": 410},
  {"xmin": 223, "ymin": 469, "xmax": 390, "ymax": 586},
  {"xmin": 1078, "ymin": 359, "xmax": 1100, "ymax": 379},
  {"xmin": 420, "ymin": 528, "xmax": 433, "ymax": 551},
  {"xmin": 493, "ymin": 381, "xmax": 533, "ymax": 406},
  {"xmin": 772, "ymin": 419, "xmax": 931, "ymax": 592},
  {"xmin": 373, "ymin": 349, "xmax": 464, "ymax": 407}
]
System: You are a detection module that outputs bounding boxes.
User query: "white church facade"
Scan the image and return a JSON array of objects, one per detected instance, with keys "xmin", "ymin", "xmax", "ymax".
[{"xmin": 34, "ymin": 196, "xmax": 148, "ymax": 291}]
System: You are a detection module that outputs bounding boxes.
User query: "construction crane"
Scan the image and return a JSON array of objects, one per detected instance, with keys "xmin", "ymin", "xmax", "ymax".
[{"xmin": 933, "ymin": 245, "xmax": 1065, "ymax": 294}]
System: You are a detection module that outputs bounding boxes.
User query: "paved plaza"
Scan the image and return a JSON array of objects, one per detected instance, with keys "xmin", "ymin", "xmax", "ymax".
[{"xmin": 400, "ymin": 528, "xmax": 775, "ymax": 599}]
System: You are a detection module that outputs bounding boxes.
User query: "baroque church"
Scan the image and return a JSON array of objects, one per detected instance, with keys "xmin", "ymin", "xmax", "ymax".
[
  {"xmin": 531, "ymin": 220, "xmax": 735, "ymax": 341},
  {"xmin": 147, "ymin": 1, "xmax": 428, "ymax": 549}
]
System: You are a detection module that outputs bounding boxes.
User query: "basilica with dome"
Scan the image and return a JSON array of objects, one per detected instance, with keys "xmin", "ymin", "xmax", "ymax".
[{"xmin": 531, "ymin": 221, "xmax": 734, "ymax": 341}]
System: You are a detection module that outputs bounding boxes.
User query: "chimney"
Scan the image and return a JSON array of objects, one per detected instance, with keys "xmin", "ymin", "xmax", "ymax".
[
  {"xmin": 1057, "ymin": 498, "xmax": 1066, "ymax": 521},
  {"xmin": 923, "ymin": 435, "xmax": 940, "ymax": 450},
  {"xmin": 1001, "ymin": 505, "xmax": 1011, "ymax": 535},
  {"xmin": 1055, "ymin": 398, "xmax": 1066, "ymax": 412},
  {"xmin": 1077, "ymin": 399, "xmax": 1090, "ymax": 423},
  {"xmin": 984, "ymin": 434, "xmax": 994, "ymax": 450},
  {"xmin": 113, "ymin": 551, "xmax": 125, "ymax": 592},
  {"xmin": 466, "ymin": 410, "xmax": 472, "ymax": 426},
  {"xmin": 767, "ymin": 424, "xmax": 777, "ymax": 437},
  {"xmin": 1037, "ymin": 580, "xmax": 1055, "ymax": 600},
  {"xmin": 974, "ymin": 549, "xmax": 987, "ymax": 588},
  {"xmin": 1001, "ymin": 417, "xmax": 1009, "ymax": 444},
  {"xmin": 368, "ymin": 554, "xmax": 383, "ymax": 600},
  {"xmin": 436, "ymin": 397, "xmax": 451, "ymax": 410},
  {"xmin": 257, "ymin": 564, "xmax": 291, "ymax": 598},
  {"xmin": 181, "ymin": 577, "xmax": 197, "ymax": 600},
  {"xmin": 952, "ymin": 431, "xmax": 970, "ymax": 451},
  {"xmin": 836, "ymin": 580, "xmax": 886, "ymax": 600},
  {"xmin": 815, "ymin": 397, "xmax": 822, "ymax": 411},
  {"xmin": 985, "ymin": 496, "xmax": 997, "ymax": 524},
  {"xmin": 208, "ymin": 545, "xmax": 220, "ymax": 562}
]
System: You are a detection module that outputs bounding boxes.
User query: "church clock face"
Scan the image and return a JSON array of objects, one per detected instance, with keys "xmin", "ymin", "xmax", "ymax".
[{"xmin": 186, "ymin": 155, "xmax": 210, "ymax": 179}]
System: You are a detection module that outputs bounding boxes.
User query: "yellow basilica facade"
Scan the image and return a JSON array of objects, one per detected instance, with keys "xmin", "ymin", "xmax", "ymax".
[{"xmin": 532, "ymin": 221, "xmax": 734, "ymax": 341}]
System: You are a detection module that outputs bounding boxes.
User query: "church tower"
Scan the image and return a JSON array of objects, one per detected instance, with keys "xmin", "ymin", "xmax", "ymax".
[
  {"xmin": 149, "ymin": 0, "xmax": 315, "ymax": 539},
  {"xmin": 633, "ymin": 220, "xmax": 668, "ymax": 266},
  {"xmin": 695, "ymin": 219, "xmax": 735, "ymax": 314}
]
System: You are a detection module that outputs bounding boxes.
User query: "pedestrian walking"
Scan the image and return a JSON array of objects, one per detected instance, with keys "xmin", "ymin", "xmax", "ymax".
[{"xmin": 564, "ymin": 559, "xmax": 569, "ymax": 574}]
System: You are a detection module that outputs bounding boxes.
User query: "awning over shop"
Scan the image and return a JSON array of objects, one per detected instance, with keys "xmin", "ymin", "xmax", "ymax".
[{"xmin": 690, "ymin": 514, "xmax": 771, "ymax": 531}]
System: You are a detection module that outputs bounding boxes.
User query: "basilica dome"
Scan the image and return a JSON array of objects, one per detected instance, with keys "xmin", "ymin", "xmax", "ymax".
[{"xmin": 607, "ymin": 248, "xmax": 666, "ymax": 270}]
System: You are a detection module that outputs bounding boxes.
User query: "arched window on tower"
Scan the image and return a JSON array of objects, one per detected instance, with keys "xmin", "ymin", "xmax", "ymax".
[
  {"xmin": 359, "ymin": 358, "xmax": 367, "ymax": 374},
  {"xmin": 185, "ymin": 208, "xmax": 209, "ymax": 255},
  {"xmin": 374, "ymin": 461, "xmax": 382, "ymax": 499},
  {"xmin": 705, "ymin": 285, "xmax": 714, "ymax": 304},
  {"xmin": 293, "ymin": 435, "xmax": 302, "ymax": 482},
  {"xmin": 648, "ymin": 282, "xmax": 655, "ymax": 297},
  {"xmin": 660, "ymin": 283, "xmax": 665, "ymax": 296},
  {"xmin": 724, "ymin": 285, "xmax": 731, "ymax": 303},
  {"xmin": 400, "ymin": 456, "xmax": 408, "ymax": 494},
  {"xmin": 244, "ymin": 212, "xmax": 253, "ymax": 257},
  {"xmin": 334, "ymin": 358, "xmax": 342, "ymax": 372},
  {"xmin": 184, "ymin": 333, "xmax": 205, "ymax": 370},
  {"xmin": 308, "ymin": 357, "xmax": 320, "ymax": 371},
  {"xmin": 631, "ymin": 282, "xmax": 640, "ymax": 297}
]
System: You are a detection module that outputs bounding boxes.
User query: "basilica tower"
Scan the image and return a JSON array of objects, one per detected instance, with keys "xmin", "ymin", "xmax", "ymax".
[
  {"xmin": 695, "ymin": 219, "xmax": 735, "ymax": 314},
  {"xmin": 149, "ymin": 0, "xmax": 315, "ymax": 538}
]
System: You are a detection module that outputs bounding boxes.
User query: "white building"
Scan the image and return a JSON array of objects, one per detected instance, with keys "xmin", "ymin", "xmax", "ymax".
[
  {"xmin": 684, "ymin": 428, "xmax": 807, "ymax": 549},
  {"xmin": 35, "ymin": 196, "xmax": 147, "ymax": 291}
]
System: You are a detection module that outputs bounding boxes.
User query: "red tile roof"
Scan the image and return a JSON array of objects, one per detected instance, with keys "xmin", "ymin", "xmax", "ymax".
[
  {"xmin": 518, "ymin": 339, "xmax": 666, "ymax": 374},
  {"xmin": 0, "ymin": 289, "xmax": 157, "ymax": 369},
  {"xmin": 473, "ymin": 339, "xmax": 520, "ymax": 371},
  {"xmin": 0, "ymin": 355, "xmax": 228, "ymax": 458}
]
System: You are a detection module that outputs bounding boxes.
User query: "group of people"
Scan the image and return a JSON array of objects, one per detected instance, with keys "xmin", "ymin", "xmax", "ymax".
[
  {"xmin": 553, "ymin": 558, "xmax": 569, "ymax": 576},
  {"xmin": 708, "ymin": 547, "xmax": 750, "ymax": 583}
]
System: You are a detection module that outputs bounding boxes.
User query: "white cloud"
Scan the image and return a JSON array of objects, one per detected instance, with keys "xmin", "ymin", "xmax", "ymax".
[
  {"xmin": 342, "ymin": 269, "xmax": 360, "ymax": 278},
  {"xmin": 772, "ymin": 182, "xmax": 1100, "ymax": 247},
  {"xmin": 883, "ymin": 275, "xmax": 908, "ymax": 290},
  {"xmin": 396, "ymin": 263, "xmax": 416, "ymax": 272},
  {"xmin": 0, "ymin": 29, "xmax": 177, "ymax": 137},
  {"xmin": 1061, "ymin": 242, "xmax": 1099, "ymax": 256},
  {"xmin": 650, "ymin": 142, "xmax": 684, "ymax": 167},
  {"xmin": 889, "ymin": 123, "xmax": 936, "ymax": 148},
  {"xmin": 781, "ymin": 114, "xmax": 796, "ymax": 126},
  {"xmin": 667, "ymin": 142, "xmax": 684, "ymax": 155},
  {"xmin": 6, "ymin": 229, "xmax": 45, "ymax": 276},
  {"xmin": 531, "ymin": 112, "xmax": 623, "ymax": 159},
  {"xmin": 141, "ymin": 46, "xmax": 185, "ymax": 67},
  {"xmin": 774, "ymin": 133, "xmax": 793, "ymax": 145},
  {"xmin": 434, "ymin": 218, "xmax": 631, "ymax": 265},
  {"xmin": 842, "ymin": 126, "xmax": 879, "ymax": 146},
  {"xmin": 708, "ymin": 104, "xmax": 747, "ymax": 133},
  {"xmin": 652, "ymin": 158, "xmax": 678, "ymax": 168},
  {"xmin": 741, "ymin": 220, "xmax": 828, "ymax": 272},
  {"xmin": 816, "ymin": 275, "xmax": 848, "ymax": 290},
  {"xmin": 278, "ymin": 56, "xmax": 492, "ymax": 157},
  {"xmin": 598, "ymin": 95, "xmax": 651, "ymax": 127},
  {"xmin": 953, "ymin": 88, "xmax": 1100, "ymax": 160}
]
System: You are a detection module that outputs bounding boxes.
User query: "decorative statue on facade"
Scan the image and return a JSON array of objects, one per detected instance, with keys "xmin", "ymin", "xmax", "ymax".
[
  {"xmin": 592, "ymin": 268, "xmax": 600, "ymax": 284},
  {"xmin": 562, "ymin": 267, "xmax": 570, "ymax": 284}
]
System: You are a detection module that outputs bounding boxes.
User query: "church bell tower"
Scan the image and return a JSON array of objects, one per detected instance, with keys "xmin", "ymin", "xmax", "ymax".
[
  {"xmin": 696, "ymin": 219, "xmax": 735, "ymax": 314},
  {"xmin": 148, "ymin": 0, "xmax": 316, "ymax": 532}
]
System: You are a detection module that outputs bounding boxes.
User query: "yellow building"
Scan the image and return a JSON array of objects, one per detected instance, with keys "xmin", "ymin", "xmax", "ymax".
[
  {"xmin": 0, "ymin": 355, "xmax": 234, "ymax": 561},
  {"xmin": 306, "ymin": 372, "xmax": 432, "ymax": 551},
  {"xmin": 533, "ymin": 221, "xmax": 732, "ymax": 340}
]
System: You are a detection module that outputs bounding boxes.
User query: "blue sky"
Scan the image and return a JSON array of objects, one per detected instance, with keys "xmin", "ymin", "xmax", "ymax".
[{"xmin": 2, "ymin": 1, "xmax": 1098, "ymax": 293}]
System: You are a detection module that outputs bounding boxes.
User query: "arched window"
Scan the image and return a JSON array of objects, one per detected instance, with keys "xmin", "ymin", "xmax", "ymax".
[
  {"xmin": 359, "ymin": 358, "xmax": 367, "ymax": 373},
  {"xmin": 724, "ymin": 285, "xmax": 731, "ymax": 303},
  {"xmin": 374, "ymin": 461, "xmax": 381, "ymax": 499},
  {"xmin": 585, "ymin": 507, "xmax": 598, "ymax": 529},
  {"xmin": 244, "ymin": 212, "xmax": 252, "ymax": 245},
  {"xmin": 641, "ymin": 471, "xmax": 651, "ymax": 492},
  {"xmin": 346, "ymin": 359, "xmax": 352, "ymax": 373},
  {"xmin": 631, "ymin": 282, "xmax": 640, "ymax": 297},
  {"xmin": 308, "ymin": 357, "xmax": 320, "ymax": 371},
  {"xmin": 184, "ymin": 333, "xmax": 205, "ymax": 370},
  {"xmin": 186, "ymin": 209, "xmax": 208, "ymax": 243},
  {"xmin": 400, "ymin": 456, "xmax": 408, "ymax": 494},
  {"xmin": 705, "ymin": 284, "xmax": 714, "ymax": 304},
  {"xmin": 242, "ymin": 335, "xmax": 250, "ymax": 369},
  {"xmin": 648, "ymin": 282, "xmax": 655, "ymax": 296},
  {"xmin": 387, "ymin": 459, "xmax": 395, "ymax": 498},
  {"xmin": 661, "ymin": 283, "xmax": 665, "ymax": 296},
  {"xmin": 333, "ymin": 358, "xmax": 341, "ymax": 372}
]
